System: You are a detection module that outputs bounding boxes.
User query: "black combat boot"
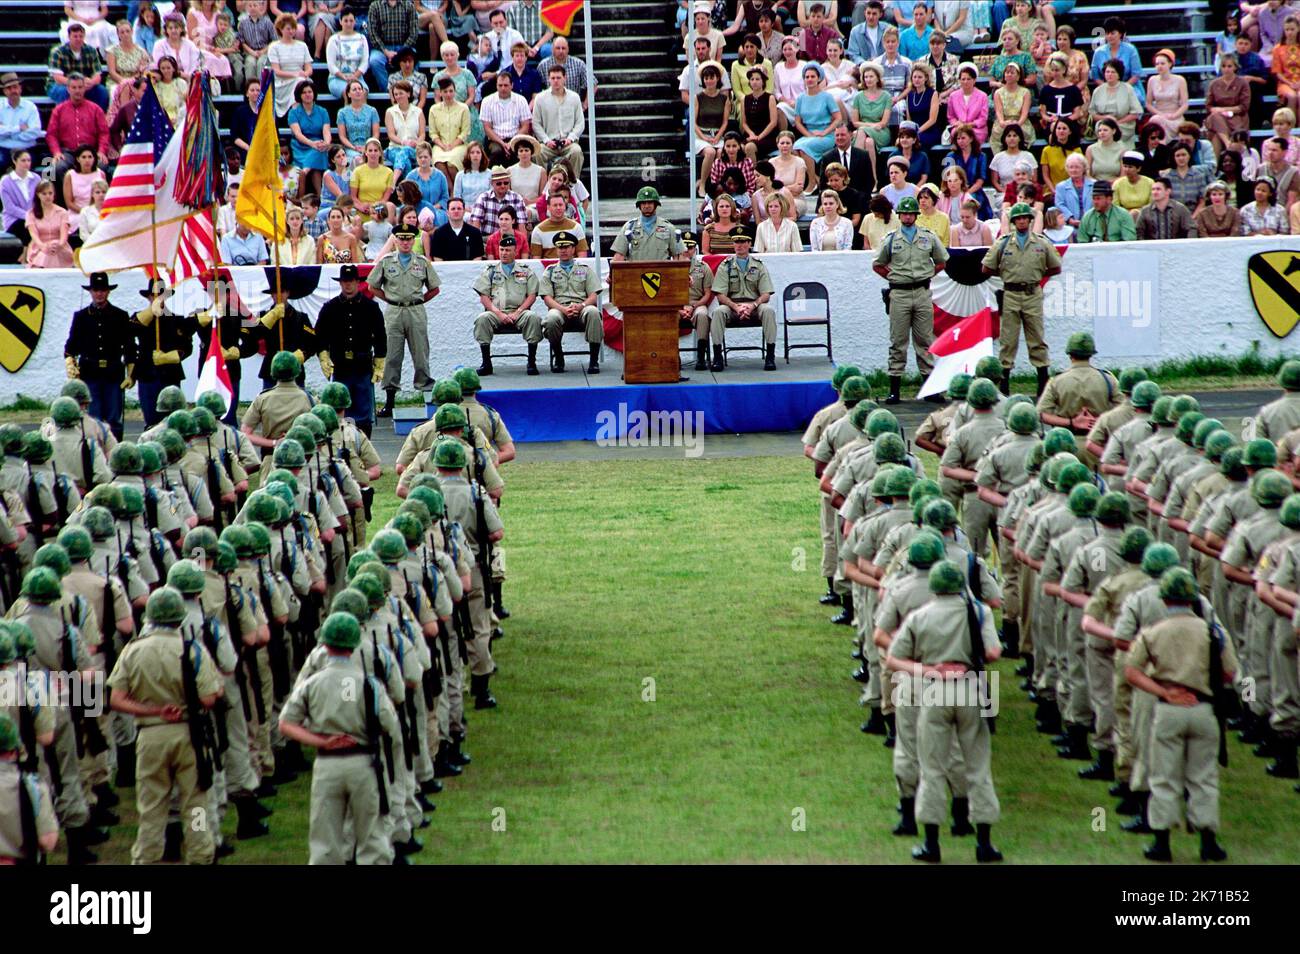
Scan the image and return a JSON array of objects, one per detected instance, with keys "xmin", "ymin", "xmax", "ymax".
[
  {"xmin": 65, "ymin": 826, "xmax": 101, "ymax": 865},
  {"xmin": 114, "ymin": 742, "xmax": 136, "ymax": 787},
  {"xmin": 893, "ymin": 796, "xmax": 918, "ymax": 836},
  {"xmin": 883, "ymin": 712, "xmax": 897, "ymax": 749},
  {"xmin": 477, "ymin": 344, "xmax": 494, "ymax": 376},
  {"xmin": 1109, "ymin": 779, "xmax": 1131, "ymax": 798},
  {"xmin": 377, "ymin": 389, "xmax": 396, "ymax": 418},
  {"xmin": 763, "ymin": 343, "xmax": 776, "ymax": 371},
  {"xmin": 1000, "ymin": 620, "xmax": 1021, "ymax": 658},
  {"xmin": 998, "ymin": 371, "xmax": 1011, "ymax": 396},
  {"xmin": 552, "ymin": 345, "xmax": 565, "ymax": 372},
  {"xmin": 912, "ymin": 823, "xmax": 941, "ymax": 862},
  {"xmin": 820, "ymin": 577, "xmax": 841, "ymax": 606},
  {"xmin": 162, "ymin": 820, "xmax": 183, "ymax": 861},
  {"xmin": 1115, "ymin": 787, "xmax": 1144, "ymax": 816},
  {"xmin": 420, "ymin": 777, "xmax": 443, "ymax": 795},
  {"xmin": 1079, "ymin": 749, "xmax": 1115, "ymax": 781},
  {"xmin": 587, "ymin": 343, "xmax": 601, "ymax": 374},
  {"xmin": 89, "ymin": 800, "xmax": 119, "ymax": 827},
  {"xmin": 1036, "ymin": 366, "xmax": 1050, "ymax": 398},
  {"xmin": 1035, "ymin": 698, "xmax": 1062, "ymax": 735},
  {"xmin": 254, "ymin": 779, "xmax": 277, "ymax": 799},
  {"xmin": 434, "ymin": 740, "xmax": 463, "ymax": 777},
  {"xmin": 526, "ymin": 343, "xmax": 540, "ymax": 376},
  {"xmin": 416, "ymin": 791, "xmax": 436, "ymax": 813},
  {"xmin": 861, "ymin": 706, "xmax": 886, "ymax": 734},
  {"xmin": 1238, "ymin": 710, "xmax": 1265, "ymax": 745},
  {"xmin": 1015, "ymin": 653, "xmax": 1034, "ymax": 678},
  {"xmin": 710, "ymin": 344, "xmax": 725, "ymax": 372},
  {"xmin": 831, "ymin": 599, "xmax": 854, "ymax": 626},
  {"xmin": 1267, "ymin": 738, "xmax": 1300, "ymax": 778},
  {"xmin": 1122, "ymin": 792, "xmax": 1152, "ymax": 833},
  {"xmin": 1143, "ymin": 828, "xmax": 1172, "ymax": 862},
  {"xmin": 851, "ymin": 664, "xmax": 871, "ymax": 684},
  {"xmin": 1057, "ymin": 723, "xmax": 1093, "ymax": 761},
  {"xmin": 92, "ymin": 781, "xmax": 119, "ymax": 808},
  {"xmin": 235, "ymin": 796, "xmax": 270, "ymax": 840},
  {"xmin": 695, "ymin": 341, "xmax": 709, "ymax": 371},
  {"xmin": 886, "ymin": 375, "xmax": 902, "ymax": 405},
  {"xmin": 284, "ymin": 740, "xmax": 311, "ymax": 773},
  {"xmin": 975, "ymin": 823, "xmax": 1003, "ymax": 862},
  {"xmin": 950, "ymin": 797, "xmax": 974, "ymax": 836},
  {"xmin": 1200, "ymin": 829, "xmax": 1228, "ymax": 861},
  {"xmin": 471, "ymin": 672, "xmax": 498, "ymax": 709},
  {"xmin": 448, "ymin": 735, "xmax": 471, "ymax": 767},
  {"xmin": 492, "ymin": 579, "xmax": 510, "ymax": 619}
]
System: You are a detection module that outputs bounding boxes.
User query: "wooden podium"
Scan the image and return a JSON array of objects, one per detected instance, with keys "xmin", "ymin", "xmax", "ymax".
[{"xmin": 610, "ymin": 260, "xmax": 690, "ymax": 384}]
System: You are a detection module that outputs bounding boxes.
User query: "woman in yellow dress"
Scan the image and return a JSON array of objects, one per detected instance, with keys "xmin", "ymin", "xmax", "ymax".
[
  {"xmin": 349, "ymin": 138, "xmax": 395, "ymax": 216},
  {"xmin": 427, "ymin": 76, "xmax": 470, "ymax": 187}
]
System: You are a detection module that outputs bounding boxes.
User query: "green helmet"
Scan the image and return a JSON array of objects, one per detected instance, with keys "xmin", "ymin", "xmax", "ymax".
[
  {"xmin": 1118, "ymin": 367, "xmax": 1148, "ymax": 394},
  {"xmin": 50, "ymin": 396, "xmax": 82, "ymax": 427},
  {"xmin": 408, "ymin": 485, "xmax": 446, "ymax": 517},
  {"xmin": 1159, "ymin": 567, "xmax": 1199, "ymax": 602},
  {"xmin": 869, "ymin": 467, "xmax": 895, "ymax": 499},
  {"xmin": 886, "ymin": 466, "xmax": 917, "ymax": 497},
  {"xmin": 158, "ymin": 429, "xmax": 186, "ymax": 464},
  {"xmin": 57, "ymin": 526, "xmax": 93, "ymax": 561},
  {"xmin": 390, "ymin": 512, "xmax": 423, "ymax": 547},
  {"xmin": 454, "ymin": 367, "xmax": 482, "ymax": 394},
  {"xmin": 245, "ymin": 522, "xmax": 272, "ymax": 557},
  {"xmin": 1095, "ymin": 491, "xmax": 1130, "ymax": 526},
  {"xmin": 1130, "ymin": 380, "xmax": 1161, "ymax": 410},
  {"xmin": 350, "ymin": 572, "xmax": 385, "ymax": 609},
  {"xmin": 831, "ymin": 364, "xmax": 863, "ymax": 391},
  {"xmin": 346, "ymin": 551, "xmax": 381, "ymax": 581},
  {"xmin": 0, "ymin": 714, "xmax": 19, "ymax": 754},
  {"xmin": 20, "ymin": 566, "xmax": 61, "ymax": 603},
  {"xmin": 433, "ymin": 379, "xmax": 463, "ymax": 405},
  {"xmin": 214, "ymin": 541, "xmax": 238, "ymax": 574},
  {"xmin": 109, "ymin": 441, "xmax": 142, "ymax": 475},
  {"xmin": 839, "ymin": 376, "xmax": 871, "ymax": 405},
  {"xmin": 928, "ymin": 559, "xmax": 964, "ymax": 595},
  {"xmin": 137, "ymin": 442, "xmax": 163, "ymax": 475},
  {"xmin": 1065, "ymin": 332, "xmax": 1097, "ymax": 358},
  {"xmin": 285, "ymin": 426, "xmax": 317, "ymax": 455},
  {"xmin": 116, "ymin": 485, "xmax": 144, "ymax": 518},
  {"xmin": 358, "ymin": 562, "xmax": 391, "ymax": 594},
  {"xmin": 1007, "ymin": 403, "xmax": 1038, "ymax": 435},
  {"xmin": 320, "ymin": 612, "xmax": 362, "ymax": 650},
  {"xmin": 1044, "ymin": 454, "xmax": 1073, "ymax": 491},
  {"xmin": 896, "ymin": 195, "xmax": 920, "ymax": 214},
  {"xmin": 82, "ymin": 505, "xmax": 115, "ymax": 540},
  {"xmin": 7, "ymin": 621, "xmax": 34, "ymax": 660},
  {"xmin": 1057, "ymin": 461, "xmax": 1092, "ymax": 494},
  {"xmin": 908, "ymin": 530, "xmax": 946, "ymax": 569},
  {"xmin": 183, "ymin": 526, "xmax": 219, "ymax": 561},
  {"xmin": 1278, "ymin": 359, "xmax": 1300, "ymax": 390},
  {"xmin": 190, "ymin": 407, "xmax": 218, "ymax": 436},
  {"xmin": 909, "ymin": 478, "xmax": 941, "ymax": 507},
  {"xmin": 263, "ymin": 480, "xmax": 295, "ymax": 513},
  {"xmin": 866, "ymin": 408, "xmax": 901, "ymax": 439},
  {"xmin": 1119, "ymin": 526, "xmax": 1153, "ymax": 564},
  {"xmin": 245, "ymin": 493, "xmax": 281, "ymax": 525},
  {"xmin": 1204, "ymin": 431, "xmax": 1235, "ymax": 462},
  {"xmin": 1174, "ymin": 410, "xmax": 1204, "ymax": 445},
  {"xmin": 1043, "ymin": 427, "xmax": 1077, "ymax": 457},
  {"xmin": 947, "ymin": 372, "xmax": 972, "ymax": 401},
  {"xmin": 196, "ymin": 390, "xmax": 228, "ymax": 418},
  {"xmin": 398, "ymin": 499, "xmax": 431, "ymax": 529},
  {"xmin": 61, "ymin": 379, "xmax": 92, "ymax": 405},
  {"xmin": 220, "ymin": 524, "xmax": 254, "ymax": 559},
  {"xmin": 371, "ymin": 529, "xmax": 407, "ymax": 563},
  {"xmin": 849, "ymin": 401, "xmax": 874, "ymax": 431},
  {"xmin": 1026, "ymin": 441, "xmax": 1047, "ymax": 474},
  {"xmin": 0, "ymin": 423, "xmax": 23, "ymax": 454},
  {"xmin": 0, "ymin": 631, "xmax": 14, "ymax": 667},
  {"xmin": 167, "ymin": 559, "xmax": 206, "ymax": 595},
  {"xmin": 1067, "ymin": 482, "xmax": 1100, "ymax": 518},
  {"xmin": 310, "ymin": 404, "xmax": 339, "ymax": 433},
  {"xmin": 1190, "ymin": 417, "xmax": 1223, "ymax": 450},
  {"xmin": 635, "ymin": 185, "xmax": 661, "ymax": 205},
  {"xmin": 33, "ymin": 543, "xmax": 70, "ymax": 578},
  {"xmin": 272, "ymin": 438, "xmax": 306, "ymax": 469},
  {"xmin": 1282, "ymin": 494, "xmax": 1300, "ymax": 530},
  {"xmin": 294, "ymin": 413, "xmax": 326, "ymax": 441},
  {"xmin": 1221, "ymin": 446, "xmax": 1247, "ymax": 480},
  {"xmin": 320, "ymin": 381, "xmax": 352, "ymax": 410},
  {"xmin": 922, "ymin": 498, "xmax": 958, "ymax": 531},
  {"xmin": 433, "ymin": 440, "xmax": 467, "ymax": 470},
  {"xmin": 874, "ymin": 432, "xmax": 906, "ymax": 464},
  {"xmin": 329, "ymin": 588, "xmax": 369, "ymax": 622},
  {"xmin": 1141, "ymin": 542, "xmax": 1180, "ymax": 578},
  {"xmin": 1150, "ymin": 395, "xmax": 1174, "ymax": 426},
  {"xmin": 1252, "ymin": 469, "xmax": 1292, "ymax": 507},
  {"xmin": 155, "ymin": 385, "xmax": 187, "ymax": 415},
  {"xmin": 967, "ymin": 378, "xmax": 1000, "ymax": 410},
  {"xmin": 20, "ymin": 432, "xmax": 51, "ymax": 464},
  {"xmin": 1169, "ymin": 394, "xmax": 1200, "ymax": 421},
  {"xmin": 1008, "ymin": 201, "xmax": 1034, "ymax": 220},
  {"xmin": 267, "ymin": 469, "xmax": 299, "ymax": 494},
  {"xmin": 435, "ymin": 403, "xmax": 468, "ymax": 431},
  {"xmin": 166, "ymin": 410, "xmax": 198, "ymax": 440},
  {"xmin": 974, "ymin": 356, "xmax": 1004, "ymax": 382},
  {"xmin": 144, "ymin": 590, "xmax": 185, "ymax": 629},
  {"xmin": 271, "ymin": 350, "xmax": 302, "ymax": 381},
  {"xmin": 407, "ymin": 473, "xmax": 442, "ymax": 492},
  {"xmin": 1243, "ymin": 438, "xmax": 1278, "ymax": 469}
]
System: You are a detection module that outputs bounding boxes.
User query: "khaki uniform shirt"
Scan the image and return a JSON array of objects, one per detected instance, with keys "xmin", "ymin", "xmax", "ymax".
[
  {"xmin": 611, "ymin": 214, "xmax": 686, "ymax": 260},
  {"xmin": 540, "ymin": 260, "xmax": 601, "ymax": 305},
  {"xmin": 1061, "ymin": 526, "xmax": 1125, "ymax": 599},
  {"xmin": 875, "ymin": 567, "xmax": 934, "ymax": 637},
  {"xmin": 875, "ymin": 226, "xmax": 949, "ymax": 282},
  {"xmin": 801, "ymin": 399, "xmax": 846, "ymax": 447},
  {"xmin": 462, "ymin": 397, "xmax": 512, "ymax": 452},
  {"xmin": 50, "ymin": 426, "xmax": 112, "ymax": 489},
  {"xmin": 710, "ymin": 255, "xmax": 774, "ymax": 302},
  {"xmin": 242, "ymin": 382, "xmax": 314, "ymax": 441},
  {"xmin": 0, "ymin": 762, "xmax": 57, "ymax": 860},
  {"xmin": 975, "ymin": 432, "xmax": 1038, "ymax": 494},
  {"xmin": 368, "ymin": 251, "xmax": 441, "ymax": 309},
  {"xmin": 62, "ymin": 565, "xmax": 129, "ymax": 651},
  {"xmin": 1128, "ymin": 610, "xmax": 1238, "ymax": 696},
  {"xmin": 281, "ymin": 654, "xmax": 399, "ymax": 745},
  {"xmin": 1087, "ymin": 400, "xmax": 1136, "ymax": 452},
  {"xmin": 980, "ymin": 230, "xmax": 1061, "ymax": 284},
  {"xmin": 436, "ymin": 475, "xmax": 504, "ymax": 553},
  {"xmin": 398, "ymin": 434, "xmax": 504, "ymax": 496},
  {"xmin": 1038, "ymin": 360, "xmax": 1121, "ymax": 419},
  {"xmin": 686, "ymin": 258, "xmax": 712, "ymax": 308},
  {"xmin": 180, "ymin": 444, "xmax": 236, "ymax": 500},
  {"xmin": 1084, "ymin": 566, "xmax": 1149, "ymax": 627},
  {"xmin": 106, "ymin": 623, "xmax": 222, "ymax": 727},
  {"xmin": 473, "ymin": 261, "xmax": 540, "ymax": 311},
  {"xmin": 1251, "ymin": 391, "xmax": 1300, "ymax": 443},
  {"xmin": 890, "ymin": 594, "xmax": 1000, "ymax": 665},
  {"xmin": 941, "ymin": 413, "xmax": 1007, "ymax": 490},
  {"xmin": 915, "ymin": 403, "xmax": 957, "ymax": 451}
]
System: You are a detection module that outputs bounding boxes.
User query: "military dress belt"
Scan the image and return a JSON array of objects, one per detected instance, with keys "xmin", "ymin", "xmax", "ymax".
[
  {"xmin": 889, "ymin": 280, "xmax": 930, "ymax": 291},
  {"xmin": 316, "ymin": 744, "xmax": 376, "ymax": 757},
  {"xmin": 1003, "ymin": 282, "xmax": 1039, "ymax": 293},
  {"xmin": 391, "ymin": 299, "xmax": 424, "ymax": 307}
]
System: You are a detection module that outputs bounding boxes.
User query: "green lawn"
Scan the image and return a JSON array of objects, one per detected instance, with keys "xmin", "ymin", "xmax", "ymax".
[{"xmin": 80, "ymin": 456, "xmax": 1300, "ymax": 864}]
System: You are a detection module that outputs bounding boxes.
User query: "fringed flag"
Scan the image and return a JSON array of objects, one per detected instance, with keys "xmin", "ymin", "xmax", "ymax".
[
  {"xmin": 174, "ymin": 72, "xmax": 225, "ymax": 211},
  {"xmin": 540, "ymin": 0, "xmax": 583, "ymax": 34}
]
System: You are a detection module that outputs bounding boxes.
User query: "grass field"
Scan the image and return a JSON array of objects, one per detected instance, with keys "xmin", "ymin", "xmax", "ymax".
[{"xmin": 80, "ymin": 454, "xmax": 1300, "ymax": 864}]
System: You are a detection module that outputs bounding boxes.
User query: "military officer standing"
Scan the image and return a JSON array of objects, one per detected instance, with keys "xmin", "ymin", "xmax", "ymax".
[
  {"xmin": 254, "ymin": 283, "xmax": 316, "ymax": 390},
  {"xmin": 472, "ymin": 233, "xmax": 541, "ymax": 376},
  {"xmin": 710, "ymin": 228, "xmax": 777, "ymax": 372},
  {"xmin": 980, "ymin": 202, "xmax": 1063, "ymax": 397},
  {"xmin": 241, "ymin": 352, "xmax": 315, "ymax": 453},
  {"xmin": 540, "ymin": 231, "xmax": 603, "ymax": 375},
  {"xmin": 131, "ymin": 279, "xmax": 197, "ymax": 428},
  {"xmin": 369, "ymin": 224, "xmax": 442, "ymax": 417},
  {"xmin": 1038, "ymin": 332, "xmax": 1122, "ymax": 469},
  {"xmin": 611, "ymin": 186, "xmax": 687, "ymax": 263},
  {"xmin": 873, "ymin": 196, "xmax": 949, "ymax": 405},
  {"xmin": 314, "ymin": 264, "xmax": 387, "ymax": 431},
  {"xmin": 680, "ymin": 232, "xmax": 714, "ymax": 372},
  {"xmin": 63, "ymin": 273, "xmax": 136, "ymax": 441}
]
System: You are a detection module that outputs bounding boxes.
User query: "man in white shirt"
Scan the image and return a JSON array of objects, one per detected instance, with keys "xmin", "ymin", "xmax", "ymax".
[
  {"xmin": 678, "ymin": 37, "xmax": 729, "ymax": 105},
  {"xmin": 485, "ymin": 7, "xmax": 526, "ymax": 59},
  {"xmin": 480, "ymin": 71, "xmax": 532, "ymax": 166},
  {"xmin": 532, "ymin": 65, "xmax": 585, "ymax": 183},
  {"xmin": 216, "ymin": 183, "xmax": 241, "ymax": 237}
]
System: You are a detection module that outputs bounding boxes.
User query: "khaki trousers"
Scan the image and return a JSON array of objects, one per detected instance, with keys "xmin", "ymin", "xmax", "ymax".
[
  {"xmin": 916, "ymin": 697, "xmax": 997, "ymax": 825},
  {"xmin": 382, "ymin": 305, "xmax": 433, "ymax": 392},
  {"xmin": 308, "ymin": 753, "xmax": 391, "ymax": 865},
  {"xmin": 132, "ymin": 723, "xmax": 213, "ymax": 865},
  {"xmin": 887, "ymin": 287, "xmax": 934, "ymax": 376},
  {"xmin": 1148, "ymin": 701, "xmax": 1220, "ymax": 832}
]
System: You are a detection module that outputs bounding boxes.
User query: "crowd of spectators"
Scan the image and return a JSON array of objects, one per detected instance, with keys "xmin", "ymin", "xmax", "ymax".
[
  {"xmin": 682, "ymin": 0, "xmax": 1300, "ymax": 250},
  {"xmin": 0, "ymin": 0, "xmax": 599, "ymax": 267}
]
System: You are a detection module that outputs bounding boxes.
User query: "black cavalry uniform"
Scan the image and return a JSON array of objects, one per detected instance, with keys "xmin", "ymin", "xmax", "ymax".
[{"xmin": 64, "ymin": 298, "xmax": 136, "ymax": 440}]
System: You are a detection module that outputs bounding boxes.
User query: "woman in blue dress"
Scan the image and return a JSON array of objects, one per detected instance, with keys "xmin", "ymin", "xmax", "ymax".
[
  {"xmin": 404, "ymin": 142, "xmax": 451, "ymax": 227},
  {"xmin": 286, "ymin": 80, "xmax": 330, "ymax": 201},
  {"xmin": 334, "ymin": 80, "xmax": 380, "ymax": 168},
  {"xmin": 791, "ymin": 62, "xmax": 842, "ymax": 195},
  {"xmin": 903, "ymin": 62, "xmax": 942, "ymax": 151},
  {"xmin": 320, "ymin": 144, "xmax": 351, "ymax": 216}
]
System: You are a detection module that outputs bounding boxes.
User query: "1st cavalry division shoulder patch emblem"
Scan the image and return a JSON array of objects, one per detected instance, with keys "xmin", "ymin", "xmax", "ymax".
[
  {"xmin": 0, "ymin": 285, "xmax": 44, "ymax": 373},
  {"xmin": 1248, "ymin": 251, "xmax": 1300, "ymax": 339},
  {"xmin": 641, "ymin": 272, "xmax": 662, "ymax": 300}
]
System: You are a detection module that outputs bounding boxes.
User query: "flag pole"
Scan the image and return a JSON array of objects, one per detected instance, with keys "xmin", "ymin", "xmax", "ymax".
[
  {"xmin": 688, "ymin": 28, "xmax": 697, "ymax": 229},
  {"xmin": 272, "ymin": 196, "xmax": 283, "ymax": 352},
  {"xmin": 581, "ymin": 2, "xmax": 601, "ymax": 261},
  {"xmin": 151, "ymin": 208, "xmax": 160, "ymax": 352}
]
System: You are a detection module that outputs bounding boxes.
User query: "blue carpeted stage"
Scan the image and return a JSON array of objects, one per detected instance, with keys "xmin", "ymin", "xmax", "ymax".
[{"xmin": 393, "ymin": 362, "xmax": 839, "ymax": 442}]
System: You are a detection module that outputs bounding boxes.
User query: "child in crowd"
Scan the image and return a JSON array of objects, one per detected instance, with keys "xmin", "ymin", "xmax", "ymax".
[{"xmin": 364, "ymin": 204, "xmax": 392, "ymax": 260}]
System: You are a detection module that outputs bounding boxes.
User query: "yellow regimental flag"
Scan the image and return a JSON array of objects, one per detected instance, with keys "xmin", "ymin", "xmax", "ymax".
[{"xmin": 234, "ymin": 76, "xmax": 286, "ymax": 244}]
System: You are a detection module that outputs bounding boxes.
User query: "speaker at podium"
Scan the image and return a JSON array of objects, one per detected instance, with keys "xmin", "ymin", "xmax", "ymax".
[{"xmin": 609, "ymin": 261, "xmax": 690, "ymax": 384}]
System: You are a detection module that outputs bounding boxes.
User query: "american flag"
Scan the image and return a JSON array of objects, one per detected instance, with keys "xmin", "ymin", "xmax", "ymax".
[
  {"xmin": 171, "ymin": 213, "xmax": 218, "ymax": 282},
  {"xmin": 101, "ymin": 81, "xmax": 174, "ymax": 215}
]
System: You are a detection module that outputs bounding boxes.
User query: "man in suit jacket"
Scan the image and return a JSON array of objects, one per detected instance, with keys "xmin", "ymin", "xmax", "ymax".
[{"xmin": 819, "ymin": 125, "xmax": 876, "ymax": 199}]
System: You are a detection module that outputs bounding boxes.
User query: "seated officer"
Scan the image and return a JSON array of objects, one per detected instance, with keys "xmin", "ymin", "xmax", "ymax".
[
  {"xmin": 709, "ymin": 227, "xmax": 777, "ymax": 372},
  {"xmin": 540, "ymin": 230, "xmax": 603, "ymax": 375},
  {"xmin": 471, "ymin": 233, "xmax": 542, "ymax": 376}
]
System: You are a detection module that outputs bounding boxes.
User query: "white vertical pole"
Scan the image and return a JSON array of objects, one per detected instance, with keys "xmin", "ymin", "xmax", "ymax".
[
  {"xmin": 688, "ymin": 26, "xmax": 698, "ymax": 228},
  {"xmin": 581, "ymin": 2, "xmax": 601, "ymax": 257}
]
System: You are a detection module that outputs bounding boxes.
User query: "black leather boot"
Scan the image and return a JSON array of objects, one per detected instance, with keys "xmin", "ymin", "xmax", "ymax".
[
  {"xmin": 819, "ymin": 577, "xmax": 841, "ymax": 606},
  {"xmin": 492, "ymin": 579, "xmax": 510, "ymax": 620},
  {"xmin": 420, "ymin": 777, "xmax": 443, "ymax": 795},
  {"xmin": 471, "ymin": 673, "xmax": 498, "ymax": 709},
  {"xmin": 1143, "ymin": 828, "xmax": 1172, "ymax": 861},
  {"xmin": 1036, "ymin": 365, "xmax": 1050, "ymax": 398},
  {"xmin": 92, "ymin": 781, "xmax": 119, "ymax": 808},
  {"xmin": 1109, "ymin": 779, "xmax": 1131, "ymax": 798},
  {"xmin": 477, "ymin": 344, "xmax": 494, "ymax": 376},
  {"xmin": 114, "ymin": 742, "xmax": 136, "ymax": 787},
  {"xmin": 162, "ymin": 820, "xmax": 183, "ymax": 861},
  {"xmin": 1116, "ymin": 788, "xmax": 1144, "ymax": 816},
  {"xmin": 65, "ymin": 826, "xmax": 101, "ymax": 865},
  {"xmin": 526, "ymin": 343, "xmax": 539, "ymax": 375},
  {"xmin": 448, "ymin": 736, "xmax": 471, "ymax": 767},
  {"xmin": 886, "ymin": 375, "xmax": 902, "ymax": 405},
  {"xmin": 1200, "ymin": 829, "xmax": 1228, "ymax": 862},
  {"xmin": 893, "ymin": 796, "xmax": 918, "ymax": 836},
  {"xmin": 861, "ymin": 707, "xmax": 886, "ymax": 734},
  {"xmin": 695, "ymin": 341, "xmax": 709, "ymax": 371},
  {"xmin": 1000, "ymin": 620, "xmax": 1021, "ymax": 658},
  {"xmin": 587, "ymin": 343, "xmax": 600, "ymax": 374},
  {"xmin": 710, "ymin": 344, "xmax": 724, "ymax": 372},
  {"xmin": 416, "ymin": 791, "xmax": 436, "ymax": 813},
  {"xmin": 235, "ymin": 796, "xmax": 270, "ymax": 839},
  {"xmin": 434, "ymin": 740, "xmax": 463, "ymax": 777},
  {"xmin": 1238, "ymin": 710, "xmax": 1265, "ymax": 745},
  {"xmin": 763, "ymin": 343, "xmax": 776, "ymax": 371},
  {"xmin": 1057, "ymin": 722, "xmax": 1093, "ymax": 761},
  {"xmin": 552, "ymin": 345, "xmax": 565, "ymax": 372},
  {"xmin": 254, "ymin": 779, "xmax": 277, "ymax": 799},
  {"xmin": 912, "ymin": 823, "xmax": 941, "ymax": 862},
  {"xmin": 950, "ymin": 797, "xmax": 974, "ymax": 836},
  {"xmin": 998, "ymin": 371, "xmax": 1011, "ymax": 396},
  {"xmin": 831, "ymin": 598, "xmax": 854, "ymax": 626},
  {"xmin": 377, "ymin": 389, "xmax": 396, "ymax": 418},
  {"xmin": 284, "ymin": 740, "xmax": 311, "ymax": 773},
  {"xmin": 883, "ymin": 712, "xmax": 897, "ymax": 748},
  {"xmin": 1015, "ymin": 653, "xmax": 1034, "ymax": 678},
  {"xmin": 1267, "ymin": 738, "xmax": 1300, "ymax": 778},
  {"xmin": 975, "ymin": 823, "xmax": 1003, "ymax": 862},
  {"xmin": 1122, "ymin": 792, "xmax": 1152, "ymax": 833},
  {"xmin": 89, "ymin": 800, "xmax": 120, "ymax": 827},
  {"xmin": 1079, "ymin": 749, "xmax": 1115, "ymax": 781},
  {"xmin": 1035, "ymin": 698, "xmax": 1062, "ymax": 735},
  {"xmin": 851, "ymin": 663, "xmax": 871, "ymax": 684}
]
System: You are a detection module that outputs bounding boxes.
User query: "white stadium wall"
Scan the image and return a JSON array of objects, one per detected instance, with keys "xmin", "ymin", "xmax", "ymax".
[{"xmin": 1, "ymin": 234, "xmax": 1298, "ymax": 403}]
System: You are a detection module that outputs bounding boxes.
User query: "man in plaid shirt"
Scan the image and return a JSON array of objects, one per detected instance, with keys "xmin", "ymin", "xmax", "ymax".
[
  {"xmin": 469, "ymin": 168, "xmax": 529, "ymax": 237},
  {"xmin": 367, "ymin": 0, "xmax": 419, "ymax": 89},
  {"xmin": 538, "ymin": 36, "xmax": 595, "ymax": 108},
  {"xmin": 480, "ymin": 73, "xmax": 533, "ymax": 166},
  {"xmin": 47, "ymin": 23, "xmax": 108, "ymax": 109},
  {"xmin": 508, "ymin": 0, "xmax": 554, "ymax": 60}
]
